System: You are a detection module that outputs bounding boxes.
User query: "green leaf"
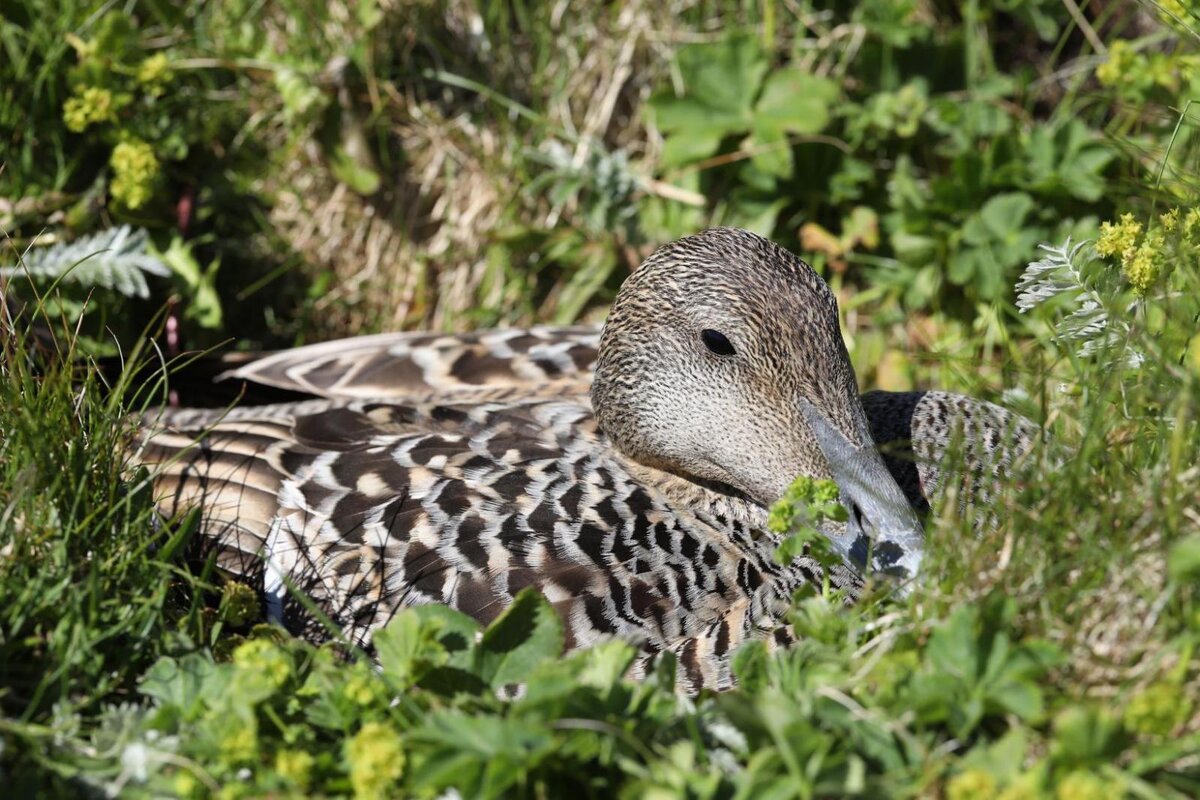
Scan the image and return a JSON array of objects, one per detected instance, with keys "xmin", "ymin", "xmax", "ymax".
[
  {"xmin": 329, "ymin": 145, "xmax": 381, "ymax": 195},
  {"xmin": 375, "ymin": 610, "xmax": 444, "ymax": 687},
  {"xmin": 731, "ymin": 639, "xmax": 771, "ymax": 692},
  {"xmin": 925, "ymin": 607, "xmax": 979, "ymax": 682},
  {"xmin": 475, "ymin": 588, "xmax": 564, "ymax": 688},
  {"xmin": 155, "ymin": 236, "xmax": 223, "ymax": 329},
  {"xmin": 649, "ymin": 34, "xmax": 767, "ymax": 166},
  {"xmin": 138, "ymin": 653, "xmax": 221, "ymax": 721},
  {"xmin": 1167, "ymin": 535, "xmax": 1200, "ymax": 583},
  {"xmin": 747, "ymin": 68, "xmax": 838, "ymax": 176}
]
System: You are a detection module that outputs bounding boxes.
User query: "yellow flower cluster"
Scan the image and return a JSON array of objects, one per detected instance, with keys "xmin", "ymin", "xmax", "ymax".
[
  {"xmin": 1122, "ymin": 233, "xmax": 1163, "ymax": 294},
  {"xmin": 1092, "ymin": 211, "xmax": 1193, "ymax": 295},
  {"xmin": 63, "ymin": 85, "xmax": 116, "ymax": 132},
  {"xmin": 1185, "ymin": 208, "xmax": 1200, "ymax": 240},
  {"xmin": 1056, "ymin": 770, "xmax": 1123, "ymax": 800},
  {"xmin": 276, "ymin": 749, "xmax": 316, "ymax": 789},
  {"xmin": 1123, "ymin": 681, "xmax": 1192, "ymax": 736},
  {"xmin": 347, "ymin": 721, "xmax": 406, "ymax": 800},
  {"xmin": 1096, "ymin": 41, "xmax": 1135, "ymax": 88},
  {"xmin": 109, "ymin": 139, "xmax": 160, "ymax": 209},
  {"xmin": 137, "ymin": 53, "xmax": 172, "ymax": 96},
  {"xmin": 232, "ymin": 637, "xmax": 292, "ymax": 689},
  {"xmin": 1095, "ymin": 213, "xmax": 1141, "ymax": 258},
  {"xmin": 218, "ymin": 722, "xmax": 258, "ymax": 765},
  {"xmin": 219, "ymin": 580, "xmax": 259, "ymax": 626},
  {"xmin": 343, "ymin": 669, "xmax": 386, "ymax": 707},
  {"xmin": 945, "ymin": 769, "xmax": 996, "ymax": 800}
]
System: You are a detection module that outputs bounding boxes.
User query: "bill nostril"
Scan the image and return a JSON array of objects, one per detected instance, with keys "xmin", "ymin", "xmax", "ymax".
[{"xmin": 851, "ymin": 502, "xmax": 866, "ymax": 530}]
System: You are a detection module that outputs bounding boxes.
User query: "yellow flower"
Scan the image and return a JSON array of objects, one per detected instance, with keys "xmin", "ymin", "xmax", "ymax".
[
  {"xmin": 232, "ymin": 637, "xmax": 292, "ymax": 690},
  {"xmin": 347, "ymin": 721, "xmax": 406, "ymax": 800},
  {"xmin": 63, "ymin": 85, "xmax": 116, "ymax": 132},
  {"xmin": 219, "ymin": 581, "xmax": 260, "ymax": 626},
  {"xmin": 1056, "ymin": 770, "xmax": 1122, "ymax": 800},
  {"xmin": 1184, "ymin": 208, "xmax": 1200, "ymax": 241},
  {"xmin": 1159, "ymin": 207, "xmax": 1180, "ymax": 232},
  {"xmin": 1124, "ymin": 681, "xmax": 1192, "ymax": 736},
  {"xmin": 343, "ymin": 670, "xmax": 385, "ymax": 707},
  {"xmin": 1120, "ymin": 232, "xmax": 1163, "ymax": 294},
  {"xmin": 1095, "ymin": 213, "xmax": 1141, "ymax": 258},
  {"xmin": 946, "ymin": 768, "xmax": 998, "ymax": 800},
  {"xmin": 276, "ymin": 749, "xmax": 316, "ymax": 789},
  {"xmin": 109, "ymin": 139, "xmax": 160, "ymax": 210},
  {"xmin": 136, "ymin": 53, "xmax": 172, "ymax": 96},
  {"xmin": 1097, "ymin": 40, "xmax": 1136, "ymax": 87},
  {"xmin": 997, "ymin": 779, "xmax": 1040, "ymax": 800},
  {"xmin": 172, "ymin": 770, "xmax": 202, "ymax": 799},
  {"xmin": 218, "ymin": 722, "xmax": 257, "ymax": 766}
]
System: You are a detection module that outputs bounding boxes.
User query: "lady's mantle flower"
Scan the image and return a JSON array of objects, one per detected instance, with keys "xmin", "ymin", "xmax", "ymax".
[
  {"xmin": 347, "ymin": 721, "xmax": 405, "ymax": 800},
  {"xmin": 109, "ymin": 139, "xmax": 160, "ymax": 209},
  {"xmin": 137, "ymin": 53, "xmax": 172, "ymax": 96},
  {"xmin": 1121, "ymin": 232, "xmax": 1164, "ymax": 295},
  {"xmin": 1056, "ymin": 770, "xmax": 1123, "ymax": 800},
  {"xmin": 946, "ymin": 768, "xmax": 997, "ymax": 800},
  {"xmin": 1095, "ymin": 213, "xmax": 1141, "ymax": 259},
  {"xmin": 1124, "ymin": 680, "xmax": 1192, "ymax": 736},
  {"xmin": 63, "ymin": 86, "xmax": 116, "ymax": 132},
  {"xmin": 342, "ymin": 668, "xmax": 386, "ymax": 707},
  {"xmin": 219, "ymin": 581, "xmax": 260, "ymax": 626},
  {"xmin": 1159, "ymin": 207, "xmax": 1180, "ymax": 232},
  {"xmin": 276, "ymin": 749, "xmax": 316, "ymax": 789},
  {"xmin": 232, "ymin": 637, "xmax": 292, "ymax": 690}
]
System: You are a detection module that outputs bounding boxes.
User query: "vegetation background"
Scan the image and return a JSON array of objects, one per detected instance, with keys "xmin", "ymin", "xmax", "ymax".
[{"xmin": 1, "ymin": 0, "xmax": 1199, "ymax": 797}]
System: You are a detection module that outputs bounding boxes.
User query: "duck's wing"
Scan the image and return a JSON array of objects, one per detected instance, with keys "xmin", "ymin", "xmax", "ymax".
[
  {"xmin": 135, "ymin": 397, "xmax": 605, "ymax": 645},
  {"xmin": 133, "ymin": 396, "xmax": 789, "ymax": 660},
  {"xmin": 861, "ymin": 390, "xmax": 1039, "ymax": 519},
  {"xmin": 219, "ymin": 325, "xmax": 601, "ymax": 403}
]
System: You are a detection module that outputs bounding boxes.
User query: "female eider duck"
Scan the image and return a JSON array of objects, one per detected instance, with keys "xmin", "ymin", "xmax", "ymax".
[{"xmin": 134, "ymin": 227, "xmax": 1035, "ymax": 691}]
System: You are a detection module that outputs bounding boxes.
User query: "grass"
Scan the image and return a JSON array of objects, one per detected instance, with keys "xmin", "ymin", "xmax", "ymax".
[{"xmin": 2, "ymin": 0, "xmax": 1200, "ymax": 796}]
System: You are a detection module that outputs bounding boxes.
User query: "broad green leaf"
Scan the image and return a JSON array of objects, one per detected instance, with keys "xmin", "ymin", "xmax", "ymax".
[
  {"xmin": 925, "ymin": 607, "xmax": 978, "ymax": 682},
  {"xmin": 1168, "ymin": 534, "xmax": 1200, "ymax": 582},
  {"xmin": 649, "ymin": 35, "xmax": 767, "ymax": 167},
  {"xmin": 375, "ymin": 603, "xmax": 479, "ymax": 688},
  {"xmin": 475, "ymin": 588, "xmax": 564, "ymax": 688},
  {"xmin": 577, "ymin": 638, "xmax": 639, "ymax": 689},
  {"xmin": 138, "ymin": 653, "xmax": 220, "ymax": 721},
  {"xmin": 748, "ymin": 68, "xmax": 838, "ymax": 176},
  {"xmin": 754, "ymin": 68, "xmax": 837, "ymax": 136},
  {"xmin": 375, "ymin": 610, "xmax": 444, "ymax": 687},
  {"xmin": 731, "ymin": 640, "xmax": 771, "ymax": 692},
  {"xmin": 976, "ymin": 193, "xmax": 1034, "ymax": 241}
]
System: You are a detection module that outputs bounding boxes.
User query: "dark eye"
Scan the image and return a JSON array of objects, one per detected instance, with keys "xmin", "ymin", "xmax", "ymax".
[{"xmin": 700, "ymin": 329, "xmax": 736, "ymax": 356}]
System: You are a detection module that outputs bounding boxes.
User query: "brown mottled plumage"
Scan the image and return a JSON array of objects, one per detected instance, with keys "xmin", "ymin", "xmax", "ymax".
[{"xmin": 132, "ymin": 228, "xmax": 1036, "ymax": 691}]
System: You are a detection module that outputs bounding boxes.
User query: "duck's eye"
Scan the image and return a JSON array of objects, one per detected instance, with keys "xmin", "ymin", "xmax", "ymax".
[{"xmin": 700, "ymin": 329, "xmax": 736, "ymax": 356}]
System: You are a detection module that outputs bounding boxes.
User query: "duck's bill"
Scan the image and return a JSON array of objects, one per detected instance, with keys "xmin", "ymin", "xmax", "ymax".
[{"xmin": 798, "ymin": 400, "xmax": 925, "ymax": 586}]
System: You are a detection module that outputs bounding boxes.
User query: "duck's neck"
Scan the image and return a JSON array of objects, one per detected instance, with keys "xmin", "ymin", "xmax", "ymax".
[{"xmin": 614, "ymin": 454, "xmax": 769, "ymax": 529}]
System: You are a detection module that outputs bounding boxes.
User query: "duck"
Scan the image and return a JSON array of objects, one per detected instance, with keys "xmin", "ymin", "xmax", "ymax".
[{"xmin": 133, "ymin": 227, "xmax": 1036, "ymax": 691}]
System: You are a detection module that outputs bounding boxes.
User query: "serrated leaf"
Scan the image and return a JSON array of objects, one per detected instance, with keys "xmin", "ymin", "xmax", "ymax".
[
  {"xmin": 649, "ymin": 35, "xmax": 767, "ymax": 167},
  {"xmin": 138, "ymin": 653, "xmax": 221, "ymax": 721},
  {"xmin": 475, "ymin": 588, "xmax": 564, "ymax": 689}
]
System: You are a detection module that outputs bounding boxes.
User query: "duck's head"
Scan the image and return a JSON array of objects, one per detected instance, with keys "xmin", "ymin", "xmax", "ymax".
[{"xmin": 592, "ymin": 227, "xmax": 923, "ymax": 580}]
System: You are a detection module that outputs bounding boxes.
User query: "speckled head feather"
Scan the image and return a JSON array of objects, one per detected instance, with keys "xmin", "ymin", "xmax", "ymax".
[{"xmin": 594, "ymin": 227, "xmax": 868, "ymax": 503}]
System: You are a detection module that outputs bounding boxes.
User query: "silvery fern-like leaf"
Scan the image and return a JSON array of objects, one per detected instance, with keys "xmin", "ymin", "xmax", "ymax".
[
  {"xmin": 1015, "ymin": 238, "xmax": 1141, "ymax": 365},
  {"xmin": 1, "ymin": 226, "xmax": 170, "ymax": 299},
  {"xmin": 1015, "ymin": 238, "xmax": 1091, "ymax": 312}
]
